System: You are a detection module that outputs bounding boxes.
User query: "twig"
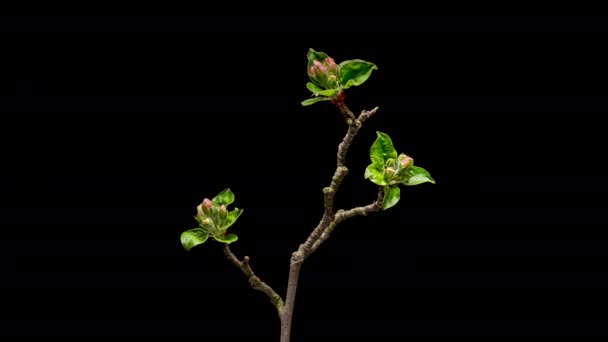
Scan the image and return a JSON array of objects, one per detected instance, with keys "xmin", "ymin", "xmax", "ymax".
[
  {"xmin": 334, "ymin": 100, "xmax": 356, "ymax": 123},
  {"xmin": 280, "ymin": 103, "xmax": 380, "ymax": 342},
  {"xmin": 300, "ymin": 105, "xmax": 380, "ymax": 256},
  {"xmin": 310, "ymin": 186, "xmax": 385, "ymax": 253},
  {"xmin": 223, "ymin": 244, "xmax": 284, "ymax": 315}
]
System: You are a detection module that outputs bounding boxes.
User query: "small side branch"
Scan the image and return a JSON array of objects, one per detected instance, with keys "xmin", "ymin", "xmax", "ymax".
[
  {"xmin": 336, "ymin": 107, "xmax": 378, "ymax": 167},
  {"xmin": 310, "ymin": 186, "xmax": 385, "ymax": 253},
  {"xmin": 223, "ymin": 245, "xmax": 284, "ymax": 315},
  {"xmin": 337, "ymin": 185, "xmax": 384, "ymax": 221},
  {"xmin": 334, "ymin": 101, "xmax": 356, "ymax": 123},
  {"xmin": 301, "ymin": 106, "xmax": 380, "ymax": 256}
]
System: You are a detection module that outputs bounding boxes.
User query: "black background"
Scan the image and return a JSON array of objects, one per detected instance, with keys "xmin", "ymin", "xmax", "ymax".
[{"xmin": 2, "ymin": 16, "xmax": 607, "ymax": 338}]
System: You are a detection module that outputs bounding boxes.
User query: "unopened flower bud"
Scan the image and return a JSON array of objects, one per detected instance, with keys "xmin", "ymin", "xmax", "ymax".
[
  {"xmin": 201, "ymin": 198, "xmax": 213, "ymax": 215},
  {"xmin": 400, "ymin": 156, "xmax": 413, "ymax": 169},
  {"xmin": 309, "ymin": 65, "xmax": 316, "ymax": 76},
  {"xmin": 201, "ymin": 217, "xmax": 213, "ymax": 226},
  {"xmin": 219, "ymin": 204, "xmax": 227, "ymax": 220},
  {"xmin": 313, "ymin": 60, "xmax": 327, "ymax": 74},
  {"xmin": 326, "ymin": 57, "xmax": 338, "ymax": 71},
  {"xmin": 385, "ymin": 167, "xmax": 396, "ymax": 178}
]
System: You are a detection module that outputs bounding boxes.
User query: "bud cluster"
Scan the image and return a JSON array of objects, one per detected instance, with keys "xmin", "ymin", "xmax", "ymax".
[
  {"xmin": 383, "ymin": 153, "xmax": 414, "ymax": 185},
  {"xmin": 196, "ymin": 198, "xmax": 229, "ymax": 235},
  {"xmin": 309, "ymin": 56, "xmax": 340, "ymax": 90}
]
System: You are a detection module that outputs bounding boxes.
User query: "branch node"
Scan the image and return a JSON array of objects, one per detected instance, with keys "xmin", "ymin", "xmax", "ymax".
[{"xmin": 292, "ymin": 250, "xmax": 305, "ymax": 265}]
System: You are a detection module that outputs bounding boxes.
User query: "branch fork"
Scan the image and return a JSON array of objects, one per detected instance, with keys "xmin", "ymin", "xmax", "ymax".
[{"xmin": 223, "ymin": 102, "xmax": 383, "ymax": 342}]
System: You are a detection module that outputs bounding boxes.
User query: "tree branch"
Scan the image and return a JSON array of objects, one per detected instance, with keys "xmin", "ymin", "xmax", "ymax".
[
  {"xmin": 310, "ymin": 186, "xmax": 385, "ymax": 253},
  {"xmin": 334, "ymin": 100, "xmax": 356, "ymax": 123},
  {"xmin": 281, "ymin": 103, "xmax": 380, "ymax": 342},
  {"xmin": 223, "ymin": 245, "xmax": 284, "ymax": 315},
  {"xmin": 300, "ymin": 105, "xmax": 379, "ymax": 257}
]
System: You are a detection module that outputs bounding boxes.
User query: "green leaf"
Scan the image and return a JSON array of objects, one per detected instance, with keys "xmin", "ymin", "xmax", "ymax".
[
  {"xmin": 339, "ymin": 59, "xmax": 378, "ymax": 89},
  {"xmin": 369, "ymin": 131, "xmax": 398, "ymax": 168},
  {"xmin": 307, "ymin": 82, "xmax": 340, "ymax": 98},
  {"xmin": 306, "ymin": 82, "xmax": 323, "ymax": 95},
  {"xmin": 402, "ymin": 165, "xmax": 436, "ymax": 186},
  {"xmin": 318, "ymin": 88, "xmax": 340, "ymax": 97},
  {"xmin": 180, "ymin": 228, "xmax": 209, "ymax": 251},
  {"xmin": 307, "ymin": 48, "xmax": 329, "ymax": 69},
  {"xmin": 364, "ymin": 163, "xmax": 388, "ymax": 186},
  {"xmin": 301, "ymin": 97, "xmax": 330, "ymax": 106},
  {"xmin": 220, "ymin": 208, "xmax": 243, "ymax": 230},
  {"xmin": 382, "ymin": 186, "xmax": 401, "ymax": 210},
  {"xmin": 214, "ymin": 233, "xmax": 238, "ymax": 244},
  {"xmin": 212, "ymin": 188, "xmax": 235, "ymax": 206}
]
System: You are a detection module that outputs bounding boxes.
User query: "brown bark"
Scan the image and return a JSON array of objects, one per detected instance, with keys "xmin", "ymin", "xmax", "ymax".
[{"xmin": 279, "ymin": 103, "xmax": 383, "ymax": 342}]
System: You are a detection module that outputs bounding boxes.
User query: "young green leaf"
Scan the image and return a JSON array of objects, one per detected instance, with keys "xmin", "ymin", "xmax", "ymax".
[
  {"xmin": 364, "ymin": 163, "xmax": 388, "ymax": 186},
  {"xmin": 212, "ymin": 188, "xmax": 235, "ymax": 206},
  {"xmin": 180, "ymin": 228, "xmax": 209, "ymax": 251},
  {"xmin": 307, "ymin": 48, "xmax": 330, "ymax": 70},
  {"xmin": 402, "ymin": 165, "xmax": 436, "ymax": 186},
  {"xmin": 382, "ymin": 186, "xmax": 401, "ymax": 210},
  {"xmin": 301, "ymin": 97, "xmax": 331, "ymax": 106},
  {"xmin": 370, "ymin": 131, "xmax": 398, "ymax": 168},
  {"xmin": 220, "ymin": 208, "xmax": 243, "ymax": 230},
  {"xmin": 214, "ymin": 233, "xmax": 239, "ymax": 244},
  {"xmin": 317, "ymin": 88, "xmax": 340, "ymax": 97},
  {"xmin": 339, "ymin": 59, "xmax": 378, "ymax": 89},
  {"xmin": 306, "ymin": 82, "xmax": 323, "ymax": 95}
]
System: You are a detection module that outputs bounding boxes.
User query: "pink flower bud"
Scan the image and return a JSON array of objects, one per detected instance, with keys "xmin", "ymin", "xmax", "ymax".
[
  {"xmin": 313, "ymin": 60, "xmax": 327, "ymax": 74},
  {"xmin": 326, "ymin": 57, "xmax": 338, "ymax": 71},
  {"xmin": 219, "ymin": 204, "xmax": 227, "ymax": 220},
  {"xmin": 201, "ymin": 198, "xmax": 213, "ymax": 215},
  {"xmin": 385, "ymin": 167, "xmax": 396, "ymax": 177},
  {"xmin": 309, "ymin": 65, "xmax": 316, "ymax": 76},
  {"xmin": 400, "ymin": 156, "xmax": 413, "ymax": 169}
]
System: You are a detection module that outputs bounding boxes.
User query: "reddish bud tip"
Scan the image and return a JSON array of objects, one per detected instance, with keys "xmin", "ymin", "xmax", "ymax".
[{"xmin": 309, "ymin": 65, "xmax": 316, "ymax": 76}]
